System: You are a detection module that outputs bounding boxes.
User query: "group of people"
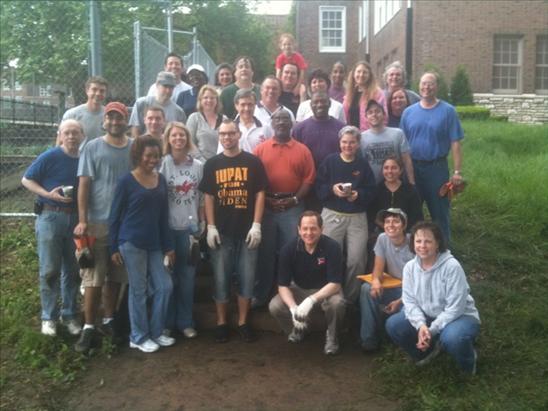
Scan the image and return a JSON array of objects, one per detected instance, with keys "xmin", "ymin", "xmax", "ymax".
[{"xmin": 23, "ymin": 32, "xmax": 480, "ymax": 374}]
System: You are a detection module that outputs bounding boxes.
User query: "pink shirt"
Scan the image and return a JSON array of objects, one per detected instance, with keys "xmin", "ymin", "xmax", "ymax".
[{"xmin": 343, "ymin": 88, "xmax": 388, "ymax": 131}]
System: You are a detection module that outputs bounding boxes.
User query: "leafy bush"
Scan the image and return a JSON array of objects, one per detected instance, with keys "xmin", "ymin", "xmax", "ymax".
[
  {"xmin": 450, "ymin": 65, "xmax": 474, "ymax": 105},
  {"xmin": 456, "ymin": 105, "xmax": 490, "ymax": 120}
]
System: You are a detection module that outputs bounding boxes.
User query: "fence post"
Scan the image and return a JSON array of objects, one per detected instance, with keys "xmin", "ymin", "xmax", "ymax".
[
  {"xmin": 88, "ymin": 1, "xmax": 103, "ymax": 76},
  {"xmin": 134, "ymin": 21, "xmax": 141, "ymax": 101}
]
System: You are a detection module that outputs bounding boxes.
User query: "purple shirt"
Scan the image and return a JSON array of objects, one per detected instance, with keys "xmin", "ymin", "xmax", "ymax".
[
  {"xmin": 292, "ymin": 116, "xmax": 345, "ymax": 169},
  {"xmin": 329, "ymin": 85, "xmax": 345, "ymax": 104}
]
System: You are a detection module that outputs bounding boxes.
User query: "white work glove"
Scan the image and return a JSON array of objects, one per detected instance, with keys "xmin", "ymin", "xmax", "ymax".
[
  {"xmin": 206, "ymin": 225, "xmax": 221, "ymax": 249},
  {"xmin": 294, "ymin": 296, "xmax": 317, "ymax": 322},
  {"xmin": 245, "ymin": 222, "xmax": 262, "ymax": 249},
  {"xmin": 290, "ymin": 306, "xmax": 308, "ymax": 331}
]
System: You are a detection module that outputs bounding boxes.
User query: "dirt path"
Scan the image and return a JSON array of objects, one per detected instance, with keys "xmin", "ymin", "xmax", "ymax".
[{"xmin": 64, "ymin": 331, "xmax": 398, "ymax": 411}]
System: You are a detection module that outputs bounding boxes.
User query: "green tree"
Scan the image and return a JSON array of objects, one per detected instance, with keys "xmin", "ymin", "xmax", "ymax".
[{"xmin": 450, "ymin": 64, "xmax": 474, "ymax": 106}]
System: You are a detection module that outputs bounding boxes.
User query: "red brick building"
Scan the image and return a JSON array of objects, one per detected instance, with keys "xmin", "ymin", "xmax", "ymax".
[{"xmin": 296, "ymin": 0, "xmax": 548, "ymax": 95}]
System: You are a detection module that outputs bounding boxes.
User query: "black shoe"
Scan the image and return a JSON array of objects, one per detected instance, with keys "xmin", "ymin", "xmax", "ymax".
[
  {"xmin": 74, "ymin": 328, "xmax": 95, "ymax": 353},
  {"xmin": 238, "ymin": 323, "xmax": 256, "ymax": 343},
  {"xmin": 98, "ymin": 321, "xmax": 114, "ymax": 337},
  {"xmin": 215, "ymin": 324, "xmax": 229, "ymax": 343}
]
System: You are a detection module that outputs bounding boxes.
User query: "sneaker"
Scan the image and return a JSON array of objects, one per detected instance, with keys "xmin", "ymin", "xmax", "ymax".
[
  {"xmin": 416, "ymin": 340, "xmax": 442, "ymax": 367},
  {"xmin": 130, "ymin": 339, "xmax": 160, "ymax": 353},
  {"xmin": 238, "ymin": 323, "xmax": 256, "ymax": 343},
  {"xmin": 360, "ymin": 340, "xmax": 380, "ymax": 353},
  {"xmin": 154, "ymin": 334, "xmax": 176, "ymax": 347},
  {"xmin": 214, "ymin": 324, "xmax": 229, "ymax": 343},
  {"xmin": 324, "ymin": 330, "xmax": 339, "ymax": 355},
  {"xmin": 98, "ymin": 320, "xmax": 114, "ymax": 337},
  {"xmin": 41, "ymin": 320, "xmax": 57, "ymax": 336},
  {"xmin": 62, "ymin": 319, "xmax": 81, "ymax": 336},
  {"xmin": 288, "ymin": 328, "xmax": 305, "ymax": 343},
  {"xmin": 183, "ymin": 327, "xmax": 198, "ymax": 339},
  {"xmin": 74, "ymin": 328, "xmax": 95, "ymax": 353}
]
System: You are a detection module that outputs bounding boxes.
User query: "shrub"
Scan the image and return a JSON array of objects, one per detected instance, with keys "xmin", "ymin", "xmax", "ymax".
[
  {"xmin": 456, "ymin": 105, "xmax": 490, "ymax": 120},
  {"xmin": 450, "ymin": 65, "xmax": 474, "ymax": 105}
]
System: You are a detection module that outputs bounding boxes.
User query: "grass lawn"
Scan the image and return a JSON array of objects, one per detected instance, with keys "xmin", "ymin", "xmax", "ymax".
[{"xmin": 1, "ymin": 119, "xmax": 547, "ymax": 410}]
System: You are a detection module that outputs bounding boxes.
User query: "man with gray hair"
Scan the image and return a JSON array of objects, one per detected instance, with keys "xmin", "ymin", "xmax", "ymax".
[
  {"xmin": 22, "ymin": 119, "xmax": 85, "ymax": 337},
  {"xmin": 383, "ymin": 61, "xmax": 420, "ymax": 104},
  {"xmin": 130, "ymin": 71, "xmax": 187, "ymax": 138}
]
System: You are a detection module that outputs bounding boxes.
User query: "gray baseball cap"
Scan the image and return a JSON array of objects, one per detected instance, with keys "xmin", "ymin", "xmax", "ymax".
[
  {"xmin": 156, "ymin": 71, "xmax": 177, "ymax": 87},
  {"xmin": 375, "ymin": 208, "xmax": 408, "ymax": 227}
]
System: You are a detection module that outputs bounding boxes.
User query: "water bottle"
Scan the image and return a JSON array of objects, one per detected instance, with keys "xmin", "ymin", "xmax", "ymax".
[{"xmin": 188, "ymin": 215, "xmax": 199, "ymax": 235}]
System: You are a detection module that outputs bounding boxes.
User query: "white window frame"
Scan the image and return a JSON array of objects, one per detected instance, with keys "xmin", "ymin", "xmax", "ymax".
[
  {"xmin": 535, "ymin": 36, "xmax": 548, "ymax": 94},
  {"xmin": 492, "ymin": 35, "xmax": 522, "ymax": 94},
  {"xmin": 373, "ymin": 0, "xmax": 402, "ymax": 34},
  {"xmin": 319, "ymin": 6, "xmax": 346, "ymax": 53}
]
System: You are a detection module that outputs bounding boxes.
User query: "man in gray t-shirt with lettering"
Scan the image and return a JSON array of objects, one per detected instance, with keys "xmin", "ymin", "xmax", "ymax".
[{"xmin": 73, "ymin": 102, "xmax": 132, "ymax": 353}]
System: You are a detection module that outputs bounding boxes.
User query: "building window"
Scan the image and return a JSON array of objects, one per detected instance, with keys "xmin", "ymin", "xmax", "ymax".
[
  {"xmin": 536, "ymin": 36, "xmax": 548, "ymax": 94},
  {"xmin": 492, "ymin": 35, "xmax": 522, "ymax": 93},
  {"xmin": 374, "ymin": 0, "xmax": 401, "ymax": 34},
  {"xmin": 319, "ymin": 6, "xmax": 346, "ymax": 53},
  {"xmin": 39, "ymin": 85, "xmax": 52, "ymax": 97}
]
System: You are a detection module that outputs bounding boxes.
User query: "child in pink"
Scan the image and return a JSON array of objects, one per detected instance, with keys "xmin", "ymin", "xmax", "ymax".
[{"xmin": 275, "ymin": 33, "xmax": 308, "ymax": 93}]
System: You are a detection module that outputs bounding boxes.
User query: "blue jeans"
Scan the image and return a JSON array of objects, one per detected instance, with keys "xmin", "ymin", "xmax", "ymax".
[
  {"xmin": 119, "ymin": 242, "xmax": 173, "ymax": 344},
  {"xmin": 35, "ymin": 210, "xmax": 79, "ymax": 321},
  {"xmin": 359, "ymin": 283, "xmax": 402, "ymax": 347},
  {"xmin": 413, "ymin": 158, "xmax": 451, "ymax": 242},
  {"xmin": 210, "ymin": 234, "xmax": 257, "ymax": 303},
  {"xmin": 166, "ymin": 229, "xmax": 196, "ymax": 331},
  {"xmin": 254, "ymin": 205, "xmax": 303, "ymax": 305},
  {"xmin": 385, "ymin": 311, "xmax": 480, "ymax": 373}
]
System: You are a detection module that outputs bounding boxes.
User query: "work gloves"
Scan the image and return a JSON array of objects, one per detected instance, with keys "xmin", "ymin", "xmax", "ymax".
[{"xmin": 245, "ymin": 222, "xmax": 262, "ymax": 249}]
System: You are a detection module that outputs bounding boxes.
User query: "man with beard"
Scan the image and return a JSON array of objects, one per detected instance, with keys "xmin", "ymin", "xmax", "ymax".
[{"xmin": 73, "ymin": 102, "xmax": 132, "ymax": 353}]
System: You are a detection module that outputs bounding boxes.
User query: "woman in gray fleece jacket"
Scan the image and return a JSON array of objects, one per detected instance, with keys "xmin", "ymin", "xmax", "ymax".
[{"xmin": 385, "ymin": 221, "xmax": 480, "ymax": 374}]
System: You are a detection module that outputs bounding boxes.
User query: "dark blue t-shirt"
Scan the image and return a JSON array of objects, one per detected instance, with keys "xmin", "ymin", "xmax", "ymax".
[
  {"xmin": 278, "ymin": 235, "xmax": 343, "ymax": 289},
  {"xmin": 24, "ymin": 147, "xmax": 79, "ymax": 209}
]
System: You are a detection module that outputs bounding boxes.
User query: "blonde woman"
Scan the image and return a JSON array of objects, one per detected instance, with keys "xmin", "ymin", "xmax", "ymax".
[
  {"xmin": 343, "ymin": 61, "xmax": 387, "ymax": 131},
  {"xmin": 160, "ymin": 122, "xmax": 205, "ymax": 339},
  {"xmin": 186, "ymin": 85, "xmax": 226, "ymax": 162}
]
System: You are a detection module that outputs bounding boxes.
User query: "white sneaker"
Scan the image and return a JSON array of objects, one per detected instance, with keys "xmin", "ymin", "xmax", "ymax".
[
  {"xmin": 154, "ymin": 334, "xmax": 176, "ymax": 347},
  {"xmin": 41, "ymin": 320, "xmax": 57, "ymax": 336},
  {"xmin": 324, "ymin": 330, "xmax": 339, "ymax": 355},
  {"xmin": 183, "ymin": 327, "xmax": 198, "ymax": 339},
  {"xmin": 62, "ymin": 319, "xmax": 81, "ymax": 336},
  {"xmin": 130, "ymin": 339, "xmax": 160, "ymax": 353}
]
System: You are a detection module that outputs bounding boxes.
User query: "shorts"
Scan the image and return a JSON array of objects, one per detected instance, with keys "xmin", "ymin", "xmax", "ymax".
[{"xmin": 79, "ymin": 223, "xmax": 128, "ymax": 287}]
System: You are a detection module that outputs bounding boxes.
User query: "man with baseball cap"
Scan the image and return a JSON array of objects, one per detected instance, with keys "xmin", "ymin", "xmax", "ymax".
[
  {"xmin": 359, "ymin": 208, "xmax": 414, "ymax": 352},
  {"xmin": 176, "ymin": 64, "xmax": 209, "ymax": 116},
  {"xmin": 73, "ymin": 101, "xmax": 133, "ymax": 352},
  {"xmin": 147, "ymin": 52, "xmax": 191, "ymax": 102},
  {"xmin": 130, "ymin": 71, "xmax": 187, "ymax": 138}
]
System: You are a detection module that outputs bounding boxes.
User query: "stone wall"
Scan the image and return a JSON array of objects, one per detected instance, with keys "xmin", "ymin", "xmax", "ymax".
[{"xmin": 473, "ymin": 94, "xmax": 548, "ymax": 125}]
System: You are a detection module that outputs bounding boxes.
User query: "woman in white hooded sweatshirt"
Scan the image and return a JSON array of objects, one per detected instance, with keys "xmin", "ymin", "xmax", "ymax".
[{"xmin": 385, "ymin": 221, "xmax": 480, "ymax": 374}]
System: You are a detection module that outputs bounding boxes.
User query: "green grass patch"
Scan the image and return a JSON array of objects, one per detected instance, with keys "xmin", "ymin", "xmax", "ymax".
[{"xmin": 373, "ymin": 120, "xmax": 548, "ymax": 410}]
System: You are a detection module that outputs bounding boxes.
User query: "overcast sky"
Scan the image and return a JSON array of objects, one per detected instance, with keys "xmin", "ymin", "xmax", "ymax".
[{"xmin": 251, "ymin": 0, "xmax": 292, "ymax": 15}]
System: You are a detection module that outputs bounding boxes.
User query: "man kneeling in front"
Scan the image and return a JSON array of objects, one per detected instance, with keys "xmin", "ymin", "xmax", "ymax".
[{"xmin": 269, "ymin": 211, "xmax": 345, "ymax": 355}]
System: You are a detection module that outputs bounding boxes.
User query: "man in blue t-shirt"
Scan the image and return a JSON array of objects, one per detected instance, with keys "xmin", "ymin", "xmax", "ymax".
[
  {"xmin": 401, "ymin": 72, "xmax": 464, "ymax": 242},
  {"xmin": 269, "ymin": 211, "xmax": 345, "ymax": 355},
  {"xmin": 22, "ymin": 119, "xmax": 84, "ymax": 337}
]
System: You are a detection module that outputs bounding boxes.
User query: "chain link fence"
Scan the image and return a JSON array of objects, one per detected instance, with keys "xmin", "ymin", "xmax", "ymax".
[{"xmin": 0, "ymin": 5, "xmax": 216, "ymax": 216}]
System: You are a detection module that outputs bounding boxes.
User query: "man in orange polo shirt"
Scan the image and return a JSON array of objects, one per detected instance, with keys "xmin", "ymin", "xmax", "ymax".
[{"xmin": 252, "ymin": 110, "xmax": 316, "ymax": 308}]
